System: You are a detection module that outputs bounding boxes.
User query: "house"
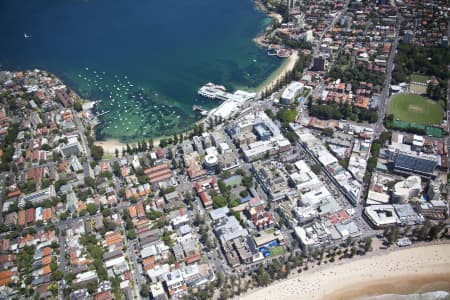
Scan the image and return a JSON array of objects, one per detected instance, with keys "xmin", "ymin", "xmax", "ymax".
[
  {"xmin": 164, "ymin": 269, "xmax": 187, "ymax": 296},
  {"xmin": 194, "ymin": 177, "xmax": 219, "ymax": 209},
  {"xmin": 73, "ymin": 270, "xmax": 99, "ymax": 287},
  {"xmin": 0, "ymin": 270, "xmax": 14, "ymax": 286},
  {"xmin": 150, "ymin": 282, "xmax": 168, "ymax": 300},
  {"xmin": 247, "ymin": 204, "xmax": 275, "ymax": 230}
]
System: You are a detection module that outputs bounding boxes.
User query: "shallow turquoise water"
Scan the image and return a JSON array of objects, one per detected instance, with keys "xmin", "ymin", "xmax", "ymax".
[{"xmin": 0, "ymin": 0, "xmax": 281, "ymax": 142}]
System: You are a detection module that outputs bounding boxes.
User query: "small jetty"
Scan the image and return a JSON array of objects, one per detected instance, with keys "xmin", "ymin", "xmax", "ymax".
[
  {"xmin": 267, "ymin": 44, "xmax": 291, "ymax": 58},
  {"xmin": 95, "ymin": 110, "xmax": 110, "ymax": 117},
  {"xmin": 267, "ymin": 44, "xmax": 279, "ymax": 56},
  {"xmin": 192, "ymin": 105, "xmax": 209, "ymax": 116}
]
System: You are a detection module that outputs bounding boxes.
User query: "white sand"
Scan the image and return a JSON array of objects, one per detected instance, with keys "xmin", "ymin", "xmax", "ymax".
[
  {"xmin": 243, "ymin": 243, "xmax": 450, "ymax": 300},
  {"xmin": 269, "ymin": 12, "xmax": 283, "ymax": 24},
  {"xmin": 94, "ymin": 139, "xmax": 126, "ymax": 154},
  {"xmin": 95, "ymin": 138, "xmax": 163, "ymax": 155}
]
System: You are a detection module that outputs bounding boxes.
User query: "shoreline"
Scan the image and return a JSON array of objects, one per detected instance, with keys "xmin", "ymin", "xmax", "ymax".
[
  {"xmin": 94, "ymin": 1, "xmax": 292, "ymax": 150},
  {"xmin": 255, "ymin": 50, "xmax": 298, "ymax": 94},
  {"xmin": 242, "ymin": 243, "xmax": 450, "ymax": 300},
  {"xmin": 94, "ymin": 139, "xmax": 127, "ymax": 155},
  {"xmin": 94, "ymin": 137, "xmax": 164, "ymax": 155},
  {"xmin": 94, "ymin": 50, "xmax": 298, "ymax": 153},
  {"xmin": 93, "ymin": 115, "xmax": 209, "ymax": 155}
]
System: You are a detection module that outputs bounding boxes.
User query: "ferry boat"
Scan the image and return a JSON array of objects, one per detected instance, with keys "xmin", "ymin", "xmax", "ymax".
[{"xmin": 197, "ymin": 82, "xmax": 227, "ymax": 99}]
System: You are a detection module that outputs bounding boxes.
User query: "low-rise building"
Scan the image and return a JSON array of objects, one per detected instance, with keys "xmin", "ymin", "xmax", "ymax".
[
  {"xmin": 19, "ymin": 185, "xmax": 56, "ymax": 208},
  {"xmin": 364, "ymin": 205, "xmax": 398, "ymax": 228},
  {"xmin": 252, "ymin": 160, "xmax": 291, "ymax": 201},
  {"xmin": 392, "ymin": 176, "xmax": 421, "ymax": 203},
  {"xmin": 280, "ymin": 81, "xmax": 304, "ymax": 105},
  {"xmin": 293, "ymin": 221, "xmax": 331, "ymax": 249}
]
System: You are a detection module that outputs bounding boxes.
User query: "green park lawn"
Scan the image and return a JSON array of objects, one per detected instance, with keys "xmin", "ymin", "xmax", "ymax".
[
  {"xmin": 269, "ymin": 246, "xmax": 285, "ymax": 257},
  {"xmin": 388, "ymin": 93, "xmax": 444, "ymax": 125},
  {"xmin": 410, "ymin": 74, "xmax": 428, "ymax": 84}
]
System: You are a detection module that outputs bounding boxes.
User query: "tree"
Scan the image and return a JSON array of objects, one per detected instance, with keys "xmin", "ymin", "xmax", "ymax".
[
  {"xmin": 364, "ymin": 237, "xmax": 373, "ymax": 252},
  {"xmin": 113, "ymin": 161, "xmax": 121, "ymax": 177},
  {"xmin": 47, "ymin": 283, "xmax": 59, "ymax": 297},
  {"xmin": 242, "ymin": 176, "xmax": 253, "ymax": 189},
  {"xmin": 285, "ymin": 164, "xmax": 293, "ymax": 172},
  {"xmin": 229, "ymin": 197, "xmax": 241, "ymax": 208},
  {"xmin": 323, "ymin": 127, "xmax": 334, "ymax": 137},
  {"xmin": 141, "ymin": 139, "xmax": 148, "ymax": 151},
  {"xmin": 148, "ymin": 139, "xmax": 154, "ymax": 150},
  {"xmin": 216, "ymin": 271, "xmax": 224, "ymax": 288},
  {"xmin": 213, "ymin": 195, "xmax": 227, "ymax": 209},
  {"xmin": 102, "ymin": 207, "xmax": 112, "ymax": 217},
  {"xmin": 51, "ymin": 270, "xmax": 63, "ymax": 281},
  {"xmin": 220, "ymin": 170, "xmax": 232, "ymax": 179},
  {"xmin": 40, "ymin": 144, "xmax": 52, "ymax": 151},
  {"xmin": 255, "ymin": 265, "xmax": 270, "ymax": 286},
  {"xmin": 239, "ymin": 190, "xmax": 249, "ymax": 198},
  {"xmin": 367, "ymin": 157, "xmax": 378, "ymax": 171},
  {"xmin": 91, "ymin": 145, "xmax": 104, "ymax": 161},
  {"xmin": 84, "ymin": 176, "xmax": 96, "ymax": 188},
  {"xmin": 74, "ymin": 102, "xmax": 82, "ymax": 112},
  {"xmin": 50, "ymin": 258, "xmax": 58, "ymax": 272},
  {"xmin": 86, "ymin": 203, "xmax": 98, "ymax": 215},
  {"xmin": 276, "ymin": 108, "xmax": 298, "ymax": 126},
  {"xmin": 350, "ymin": 246, "xmax": 357, "ymax": 257},
  {"xmin": 87, "ymin": 282, "xmax": 97, "ymax": 295},
  {"xmin": 415, "ymin": 221, "xmax": 432, "ymax": 241},
  {"xmin": 64, "ymin": 273, "xmax": 75, "ymax": 285},
  {"xmin": 161, "ymin": 231, "xmax": 174, "ymax": 247},
  {"xmin": 385, "ymin": 225, "xmax": 399, "ymax": 245},
  {"xmin": 219, "ymin": 287, "xmax": 229, "ymax": 300},
  {"xmin": 147, "ymin": 209, "xmax": 163, "ymax": 220},
  {"xmin": 100, "ymin": 171, "xmax": 113, "ymax": 179},
  {"xmin": 59, "ymin": 212, "xmax": 69, "ymax": 221},
  {"xmin": 345, "ymin": 236, "xmax": 353, "ymax": 247},
  {"xmin": 140, "ymin": 283, "xmax": 150, "ymax": 297},
  {"xmin": 159, "ymin": 138, "xmax": 167, "ymax": 148},
  {"xmin": 311, "ymin": 164, "xmax": 321, "ymax": 174},
  {"xmin": 264, "ymin": 108, "xmax": 276, "ymax": 120}
]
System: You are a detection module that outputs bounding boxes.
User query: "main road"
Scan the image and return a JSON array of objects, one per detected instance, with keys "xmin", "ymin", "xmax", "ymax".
[
  {"xmin": 374, "ymin": 7, "xmax": 402, "ymax": 137},
  {"xmin": 72, "ymin": 109, "xmax": 92, "ymax": 164}
]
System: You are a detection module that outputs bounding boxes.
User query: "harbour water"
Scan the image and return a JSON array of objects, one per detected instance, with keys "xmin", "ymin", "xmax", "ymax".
[{"xmin": 0, "ymin": 0, "xmax": 281, "ymax": 142}]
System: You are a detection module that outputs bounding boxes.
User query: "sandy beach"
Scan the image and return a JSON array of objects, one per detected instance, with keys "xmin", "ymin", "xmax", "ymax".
[
  {"xmin": 268, "ymin": 12, "xmax": 283, "ymax": 24},
  {"xmin": 94, "ymin": 139, "xmax": 126, "ymax": 154},
  {"xmin": 256, "ymin": 50, "xmax": 299, "ymax": 94},
  {"xmin": 243, "ymin": 243, "xmax": 450, "ymax": 300},
  {"xmin": 95, "ymin": 136, "xmax": 169, "ymax": 155}
]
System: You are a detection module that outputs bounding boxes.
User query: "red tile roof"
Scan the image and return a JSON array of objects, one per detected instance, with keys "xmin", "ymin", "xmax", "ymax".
[
  {"xmin": 0, "ymin": 270, "xmax": 14, "ymax": 286},
  {"xmin": 25, "ymin": 208, "xmax": 35, "ymax": 224}
]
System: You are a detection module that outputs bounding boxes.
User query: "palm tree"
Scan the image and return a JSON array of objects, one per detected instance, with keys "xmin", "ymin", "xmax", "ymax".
[{"xmin": 364, "ymin": 237, "xmax": 373, "ymax": 252}]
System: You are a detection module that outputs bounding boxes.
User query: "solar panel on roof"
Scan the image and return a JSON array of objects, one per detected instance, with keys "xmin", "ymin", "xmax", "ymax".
[{"xmin": 394, "ymin": 153, "xmax": 436, "ymax": 174}]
